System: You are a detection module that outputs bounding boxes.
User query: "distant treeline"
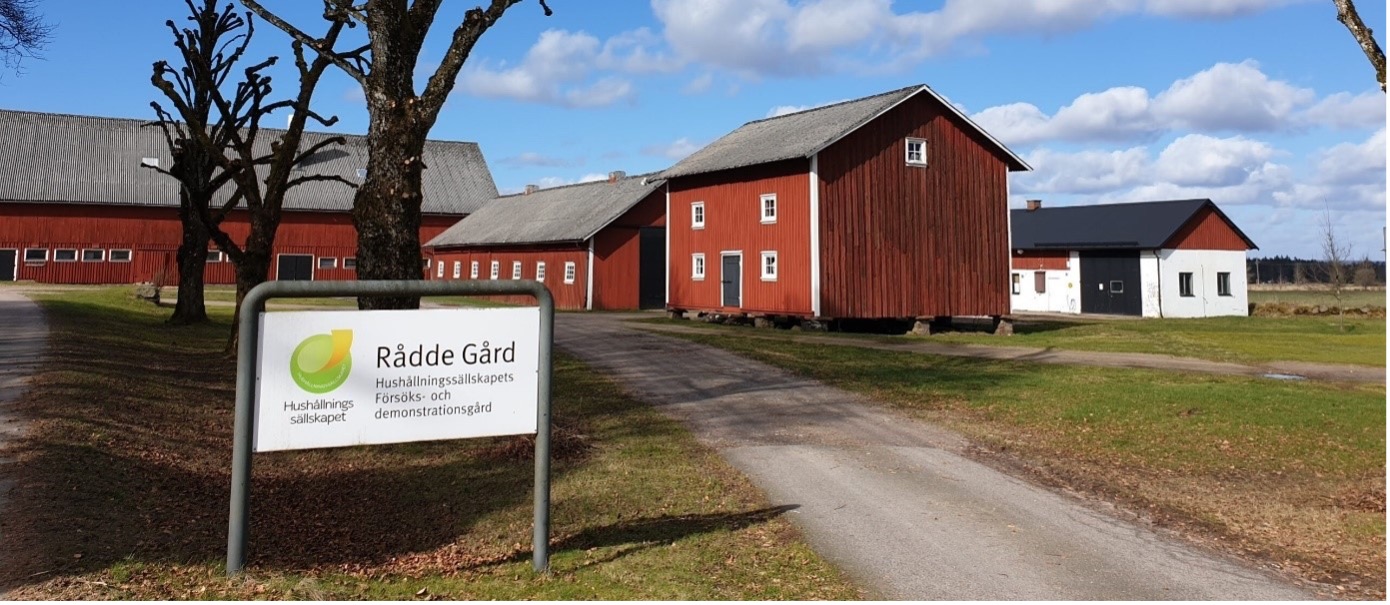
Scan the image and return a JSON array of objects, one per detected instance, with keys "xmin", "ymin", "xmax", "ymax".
[{"xmin": 1247, "ymin": 256, "xmax": 1385, "ymax": 285}]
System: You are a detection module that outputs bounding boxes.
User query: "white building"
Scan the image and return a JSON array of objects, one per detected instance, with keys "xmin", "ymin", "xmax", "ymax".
[{"xmin": 1009, "ymin": 199, "xmax": 1257, "ymax": 318}]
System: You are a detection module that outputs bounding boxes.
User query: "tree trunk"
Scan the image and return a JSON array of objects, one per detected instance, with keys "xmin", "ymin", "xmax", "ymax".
[
  {"xmin": 354, "ymin": 105, "xmax": 427, "ymax": 310},
  {"xmin": 226, "ymin": 216, "xmax": 280, "ymax": 353},
  {"xmin": 169, "ymin": 208, "xmax": 210, "ymax": 325}
]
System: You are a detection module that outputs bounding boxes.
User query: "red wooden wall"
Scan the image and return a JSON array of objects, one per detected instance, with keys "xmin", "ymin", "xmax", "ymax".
[
  {"xmin": 591, "ymin": 191, "xmax": 666, "ymax": 310},
  {"xmin": 817, "ymin": 92, "xmax": 1013, "ymax": 319},
  {"xmin": 1165, "ymin": 207, "xmax": 1252, "ymax": 251},
  {"xmin": 0, "ymin": 202, "xmax": 457, "ymax": 284},
  {"xmin": 1011, "ymin": 250, "xmax": 1070, "ymax": 270},
  {"xmin": 428, "ymin": 245, "xmax": 588, "ymax": 309},
  {"xmin": 666, "ymin": 159, "xmax": 812, "ymax": 315}
]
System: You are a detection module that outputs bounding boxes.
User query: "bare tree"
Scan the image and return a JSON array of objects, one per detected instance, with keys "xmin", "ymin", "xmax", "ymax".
[
  {"xmin": 1318, "ymin": 207, "xmax": 1353, "ymax": 330},
  {"xmin": 1352, "ymin": 257, "xmax": 1378, "ymax": 288},
  {"xmin": 1333, "ymin": 0, "xmax": 1386, "ymax": 92},
  {"xmin": 240, "ymin": 0, "xmax": 553, "ymax": 309},
  {"xmin": 149, "ymin": 0, "xmax": 352, "ymax": 344},
  {"xmin": 0, "ymin": 0, "xmax": 53, "ymax": 75}
]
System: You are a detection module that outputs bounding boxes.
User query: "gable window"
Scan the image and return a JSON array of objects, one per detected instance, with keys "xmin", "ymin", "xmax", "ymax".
[
  {"xmin": 207, "ymin": 249, "xmax": 223, "ymax": 263},
  {"xmin": 318, "ymin": 257, "xmax": 337, "ymax": 270},
  {"xmin": 1011, "ymin": 273, "xmax": 1021, "ymax": 295},
  {"xmin": 490, "ymin": 260, "xmax": 500, "ymax": 280},
  {"xmin": 23, "ymin": 249, "xmax": 46, "ymax": 263},
  {"xmin": 760, "ymin": 251, "xmax": 778, "ymax": 281},
  {"xmin": 1217, "ymin": 272, "xmax": 1231, "ymax": 296},
  {"xmin": 343, "ymin": 257, "xmax": 357, "ymax": 269},
  {"xmin": 1034, "ymin": 271, "xmax": 1046, "ymax": 294},
  {"xmin": 563, "ymin": 262, "xmax": 576, "ymax": 284},
  {"xmin": 82, "ymin": 249, "xmax": 105, "ymax": 262},
  {"xmin": 54, "ymin": 249, "xmax": 77, "ymax": 262},
  {"xmin": 691, "ymin": 202, "xmax": 705, "ymax": 229},
  {"xmin": 1179, "ymin": 272, "xmax": 1194, "ymax": 297},
  {"xmin": 692, "ymin": 253, "xmax": 706, "ymax": 280},
  {"xmin": 536, "ymin": 261, "xmax": 546, "ymax": 282},
  {"xmin": 512, "ymin": 261, "xmax": 523, "ymax": 280},
  {"xmin": 470, "ymin": 261, "xmax": 479, "ymax": 279},
  {"xmin": 760, "ymin": 194, "xmax": 777, "ymax": 224},
  {"xmin": 905, "ymin": 137, "xmax": 927, "ymax": 166},
  {"xmin": 452, "ymin": 261, "xmax": 462, "ymax": 279},
  {"xmin": 436, "ymin": 260, "xmax": 445, "ymax": 278}
]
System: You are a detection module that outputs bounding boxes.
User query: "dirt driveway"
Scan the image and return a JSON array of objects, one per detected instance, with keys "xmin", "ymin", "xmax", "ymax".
[
  {"xmin": 0, "ymin": 290, "xmax": 46, "ymax": 598},
  {"xmin": 555, "ymin": 313, "xmax": 1314, "ymax": 600}
]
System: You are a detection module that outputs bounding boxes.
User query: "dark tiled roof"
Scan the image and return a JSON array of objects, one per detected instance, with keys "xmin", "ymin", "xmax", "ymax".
[
  {"xmin": 0, "ymin": 109, "xmax": 497, "ymax": 215},
  {"xmin": 659, "ymin": 84, "xmax": 1029, "ymax": 179},
  {"xmin": 1010, "ymin": 199, "xmax": 1258, "ymax": 250},
  {"xmin": 426, "ymin": 174, "xmax": 663, "ymax": 248}
]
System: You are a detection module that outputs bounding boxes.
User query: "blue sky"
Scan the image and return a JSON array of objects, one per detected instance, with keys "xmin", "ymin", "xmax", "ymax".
[{"xmin": 3, "ymin": 0, "xmax": 1385, "ymax": 259}]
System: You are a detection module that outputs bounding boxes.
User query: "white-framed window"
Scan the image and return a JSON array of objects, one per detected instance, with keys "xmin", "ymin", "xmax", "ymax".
[
  {"xmin": 760, "ymin": 194, "xmax": 777, "ymax": 224},
  {"xmin": 470, "ymin": 261, "xmax": 479, "ymax": 279},
  {"xmin": 423, "ymin": 257, "xmax": 431, "ymax": 270},
  {"xmin": 452, "ymin": 261, "xmax": 462, "ymax": 279},
  {"xmin": 436, "ymin": 260, "xmax": 445, "ymax": 278},
  {"xmin": 906, "ymin": 137, "xmax": 927, "ymax": 166},
  {"xmin": 512, "ymin": 261, "xmax": 522, "ymax": 280},
  {"xmin": 563, "ymin": 261, "xmax": 576, "ymax": 284},
  {"xmin": 54, "ymin": 249, "xmax": 77, "ymax": 262},
  {"xmin": 109, "ymin": 249, "xmax": 132, "ymax": 263},
  {"xmin": 692, "ymin": 253, "xmax": 706, "ymax": 280},
  {"xmin": 691, "ymin": 202, "xmax": 705, "ymax": 229},
  {"xmin": 1011, "ymin": 273, "xmax": 1021, "ymax": 295},
  {"xmin": 343, "ymin": 257, "xmax": 357, "ymax": 270},
  {"xmin": 1217, "ymin": 272, "xmax": 1231, "ymax": 297},
  {"xmin": 536, "ymin": 261, "xmax": 546, "ymax": 282},
  {"xmin": 207, "ymin": 249, "xmax": 223, "ymax": 263},
  {"xmin": 1034, "ymin": 271, "xmax": 1046, "ymax": 294},
  {"xmin": 23, "ymin": 248, "xmax": 46, "ymax": 263},
  {"xmin": 81, "ymin": 249, "xmax": 104, "ymax": 262},
  {"xmin": 490, "ymin": 260, "xmax": 500, "ymax": 280},
  {"xmin": 1179, "ymin": 272, "xmax": 1194, "ymax": 297},
  {"xmin": 318, "ymin": 257, "xmax": 337, "ymax": 270},
  {"xmin": 760, "ymin": 251, "xmax": 777, "ymax": 281}
]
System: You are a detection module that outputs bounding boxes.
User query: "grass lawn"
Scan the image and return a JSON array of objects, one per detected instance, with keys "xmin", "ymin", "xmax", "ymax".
[
  {"xmin": 1250, "ymin": 288, "xmax": 1386, "ymax": 308},
  {"xmin": 201, "ymin": 287, "xmax": 509, "ymax": 309},
  {"xmin": 0, "ymin": 288, "xmax": 857, "ymax": 600},
  {"xmin": 665, "ymin": 331, "xmax": 1386, "ymax": 597}
]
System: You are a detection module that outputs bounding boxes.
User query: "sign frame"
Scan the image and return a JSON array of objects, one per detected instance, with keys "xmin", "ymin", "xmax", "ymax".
[{"xmin": 226, "ymin": 279, "xmax": 554, "ymax": 576}]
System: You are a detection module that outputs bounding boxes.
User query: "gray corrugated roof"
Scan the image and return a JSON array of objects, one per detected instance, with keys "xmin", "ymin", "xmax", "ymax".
[
  {"xmin": 0, "ymin": 109, "xmax": 496, "ymax": 215},
  {"xmin": 1010, "ymin": 199, "xmax": 1258, "ymax": 250},
  {"xmin": 659, "ymin": 84, "xmax": 1029, "ymax": 179},
  {"xmin": 426, "ymin": 175, "xmax": 663, "ymax": 248}
]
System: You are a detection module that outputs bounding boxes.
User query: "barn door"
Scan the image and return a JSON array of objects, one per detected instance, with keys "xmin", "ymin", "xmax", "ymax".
[
  {"xmin": 720, "ymin": 253, "xmax": 741, "ymax": 308},
  {"xmin": 1079, "ymin": 251, "xmax": 1142, "ymax": 315},
  {"xmin": 276, "ymin": 254, "xmax": 313, "ymax": 281},
  {"xmin": 638, "ymin": 227, "xmax": 666, "ymax": 309},
  {"xmin": 0, "ymin": 249, "xmax": 15, "ymax": 281}
]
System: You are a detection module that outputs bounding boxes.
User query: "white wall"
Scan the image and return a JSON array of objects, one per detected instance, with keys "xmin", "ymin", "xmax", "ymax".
[
  {"xmin": 1139, "ymin": 253, "xmax": 1161, "ymax": 317},
  {"xmin": 1151, "ymin": 249, "xmax": 1248, "ymax": 317},
  {"xmin": 1010, "ymin": 252, "xmax": 1081, "ymax": 314}
]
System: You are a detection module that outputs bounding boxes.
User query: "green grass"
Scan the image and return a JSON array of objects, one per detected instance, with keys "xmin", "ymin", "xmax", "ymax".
[
  {"xmin": 1250, "ymin": 288, "xmax": 1386, "ymax": 308},
  {"xmin": 1, "ymin": 287, "xmax": 857, "ymax": 600},
  {"xmin": 663, "ymin": 331, "xmax": 1386, "ymax": 591},
  {"xmin": 200, "ymin": 286, "xmax": 509, "ymax": 309}
]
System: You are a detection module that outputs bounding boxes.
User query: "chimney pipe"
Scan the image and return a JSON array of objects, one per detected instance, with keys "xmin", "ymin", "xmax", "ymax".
[
  {"xmin": 1026, "ymin": 199, "xmax": 1042, "ymax": 211},
  {"xmin": 524, "ymin": 184, "xmax": 539, "ymax": 195},
  {"xmin": 608, "ymin": 170, "xmax": 626, "ymax": 183}
]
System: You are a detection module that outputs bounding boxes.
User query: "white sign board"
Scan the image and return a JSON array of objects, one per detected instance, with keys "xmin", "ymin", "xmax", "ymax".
[{"xmin": 253, "ymin": 306, "xmax": 540, "ymax": 452}]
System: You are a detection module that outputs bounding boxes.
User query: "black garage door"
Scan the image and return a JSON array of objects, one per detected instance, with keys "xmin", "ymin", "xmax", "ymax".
[
  {"xmin": 1079, "ymin": 251, "xmax": 1142, "ymax": 316},
  {"xmin": 277, "ymin": 254, "xmax": 313, "ymax": 281},
  {"xmin": 638, "ymin": 227, "xmax": 666, "ymax": 309},
  {"xmin": 0, "ymin": 249, "xmax": 15, "ymax": 281}
]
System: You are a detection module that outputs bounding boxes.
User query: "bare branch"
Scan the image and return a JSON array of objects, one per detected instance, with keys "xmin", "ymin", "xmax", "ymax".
[
  {"xmin": 239, "ymin": 0, "xmax": 367, "ymax": 85},
  {"xmin": 287, "ymin": 173, "xmax": 358, "ymax": 190},
  {"xmin": 1333, "ymin": 0, "xmax": 1386, "ymax": 92}
]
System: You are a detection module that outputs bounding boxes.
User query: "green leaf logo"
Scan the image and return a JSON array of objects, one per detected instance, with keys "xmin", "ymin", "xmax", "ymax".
[{"xmin": 290, "ymin": 330, "xmax": 353, "ymax": 394}]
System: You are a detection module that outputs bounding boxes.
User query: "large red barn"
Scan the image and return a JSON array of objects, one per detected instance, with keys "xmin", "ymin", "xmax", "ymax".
[
  {"xmin": 0, "ymin": 110, "xmax": 496, "ymax": 284},
  {"xmin": 659, "ymin": 84, "xmax": 1031, "ymax": 327},
  {"xmin": 424, "ymin": 172, "xmax": 666, "ymax": 311}
]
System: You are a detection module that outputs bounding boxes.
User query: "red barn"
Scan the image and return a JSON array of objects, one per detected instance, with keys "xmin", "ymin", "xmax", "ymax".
[
  {"xmin": 659, "ymin": 84, "xmax": 1031, "ymax": 328},
  {"xmin": 425, "ymin": 172, "xmax": 666, "ymax": 311},
  {"xmin": 0, "ymin": 110, "xmax": 496, "ymax": 284}
]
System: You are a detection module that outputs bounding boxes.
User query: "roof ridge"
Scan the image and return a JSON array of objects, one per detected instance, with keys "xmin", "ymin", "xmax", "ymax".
[
  {"xmin": 496, "ymin": 172, "xmax": 662, "ymax": 199},
  {"xmin": 738, "ymin": 83, "xmax": 923, "ymax": 127}
]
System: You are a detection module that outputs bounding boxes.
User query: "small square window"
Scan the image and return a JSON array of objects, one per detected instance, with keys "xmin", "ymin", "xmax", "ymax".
[
  {"xmin": 452, "ymin": 261, "xmax": 462, "ymax": 279},
  {"xmin": 81, "ymin": 249, "xmax": 104, "ymax": 262},
  {"xmin": 1034, "ymin": 271, "xmax": 1046, "ymax": 294},
  {"xmin": 760, "ymin": 194, "xmax": 777, "ymax": 224},
  {"xmin": 470, "ymin": 261, "xmax": 479, "ymax": 279},
  {"xmin": 490, "ymin": 260, "xmax": 500, "ymax": 280},
  {"xmin": 760, "ymin": 251, "xmax": 777, "ymax": 281},
  {"xmin": 1011, "ymin": 273, "xmax": 1021, "ymax": 295},
  {"xmin": 512, "ymin": 261, "xmax": 522, "ymax": 280},
  {"xmin": 1179, "ymin": 272, "xmax": 1194, "ymax": 297},
  {"xmin": 563, "ymin": 262, "xmax": 576, "ymax": 284},
  {"xmin": 692, "ymin": 253, "xmax": 706, "ymax": 280},
  {"xmin": 536, "ymin": 261, "xmax": 546, "ymax": 282},
  {"xmin": 906, "ymin": 137, "xmax": 927, "ymax": 166},
  {"xmin": 1217, "ymin": 272, "xmax": 1231, "ymax": 296},
  {"xmin": 318, "ymin": 257, "xmax": 337, "ymax": 270},
  {"xmin": 423, "ymin": 257, "xmax": 431, "ymax": 269},
  {"xmin": 1109, "ymin": 280, "xmax": 1124, "ymax": 294},
  {"xmin": 109, "ymin": 249, "xmax": 132, "ymax": 263},
  {"xmin": 343, "ymin": 257, "xmax": 356, "ymax": 269},
  {"xmin": 436, "ymin": 260, "xmax": 445, "ymax": 278},
  {"xmin": 691, "ymin": 202, "xmax": 705, "ymax": 229},
  {"xmin": 208, "ymin": 249, "xmax": 223, "ymax": 263},
  {"xmin": 23, "ymin": 248, "xmax": 46, "ymax": 263},
  {"xmin": 54, "ymin": 249, "xmax": 77, "ymax": 262}
]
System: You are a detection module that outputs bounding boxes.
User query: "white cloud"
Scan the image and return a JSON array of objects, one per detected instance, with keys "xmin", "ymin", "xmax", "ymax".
[
  {"xmin": 1153, "ymin": 134, "xmax": 1278, "ymax": 187},
  {"xmin": 765, "ymin": 98, "xmax": 847, "ymax": 118},
  {"xmin": 500, "ymin": 152, "xmax": 578, "ymax": 168},
  {"xmin": 642, "ymin": 137, "xmax": 704, "ymax": 160},
  {"xmin": 1016, "ymin": 147, "xmax": 1152, "ymax": 194},
  {"xmin": 1144, "ymin": 0, "xmax": 1308, "ymax": 18},
  {"xmin": 1299, "ymin": 90, "xmax": 1387, "ymax": 129},
  {"xmin": 682, "ymin": 73, "xmax": 714, "ymax": 94},
  {"xmin": 1151, "ymin": 60, "xmax": 1314, "ymax": 131},
  {"xmin": 1313, "ymin": 128, "xmax": 1387, "ymax": 186},
  {"xmin": 458, "ymin": 29, "xmax": 647, "ymax": 107}
]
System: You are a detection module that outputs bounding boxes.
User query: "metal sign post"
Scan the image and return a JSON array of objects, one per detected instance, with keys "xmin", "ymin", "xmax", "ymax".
[{"xmin": 226, "ymin": 279, "xmax": 554, "ymax": 576}]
